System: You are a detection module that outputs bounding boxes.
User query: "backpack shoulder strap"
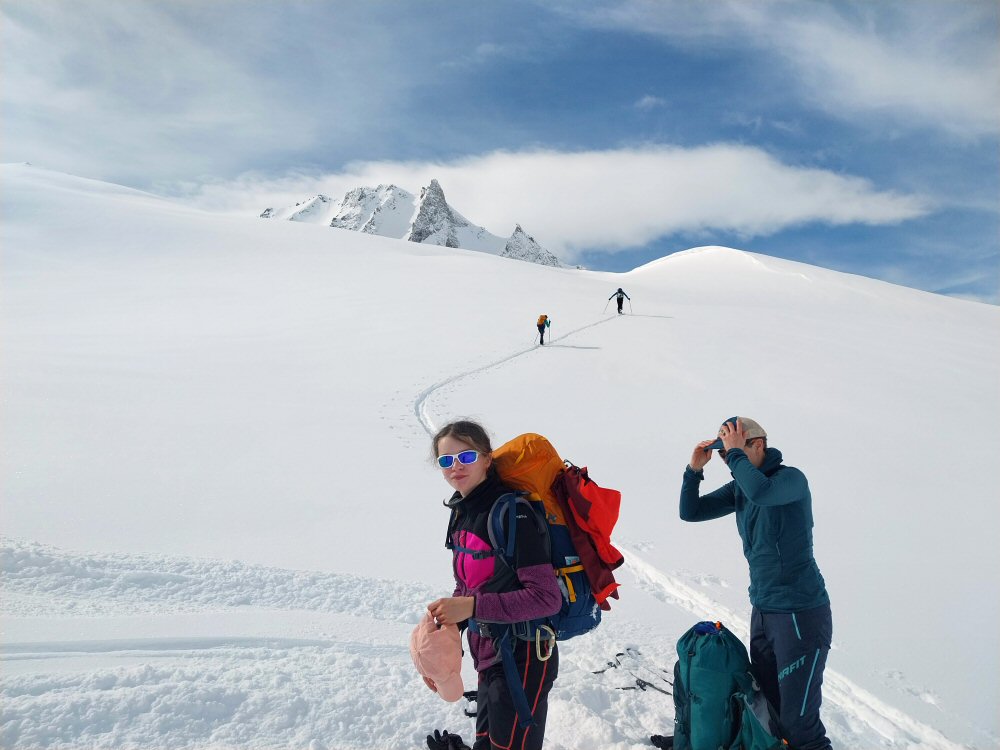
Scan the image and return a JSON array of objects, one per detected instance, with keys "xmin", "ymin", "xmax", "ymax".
[
  {"xmin": 486, "ymin": 492, "xmax": 548, "ymax": 567},
  {"xmin": 446, "ymin": 506, "xmax": 503, "ymax": 560}
]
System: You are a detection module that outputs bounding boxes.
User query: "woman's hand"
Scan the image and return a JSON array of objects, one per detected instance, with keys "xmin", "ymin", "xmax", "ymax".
[
  {"xmin": 427, "ymin": 596, "xmax": 474, "ymax": 625},
  {"xmin": 689, "ymin": 439, "xmax": 716, "ymax": 471}
]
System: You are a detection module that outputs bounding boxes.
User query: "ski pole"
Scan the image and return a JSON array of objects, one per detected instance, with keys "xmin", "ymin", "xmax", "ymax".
[
  {"xmin": 603, "ymin": 300, "xmax": 610, "ymax": 313},
  {"xmin": 628, "ymin": 299, "xmax": 633, "ymax": 314}
]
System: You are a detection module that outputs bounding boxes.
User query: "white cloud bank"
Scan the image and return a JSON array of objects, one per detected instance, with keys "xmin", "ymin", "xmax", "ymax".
[{"xmin": 187, "ymin": 145, "xmax": 930, "ymax": 260}]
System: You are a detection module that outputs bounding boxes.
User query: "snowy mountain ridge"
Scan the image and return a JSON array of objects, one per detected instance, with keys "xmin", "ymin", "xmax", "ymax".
[{"xmin": 261, "ymin": 178, "xmax": 562, "ymax": 267}]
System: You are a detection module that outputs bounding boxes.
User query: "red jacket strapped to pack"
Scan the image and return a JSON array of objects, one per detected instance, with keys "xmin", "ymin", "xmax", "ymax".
[{"xmin": 492, "ymin": 433, "xmax": 623, "ymax": 610}]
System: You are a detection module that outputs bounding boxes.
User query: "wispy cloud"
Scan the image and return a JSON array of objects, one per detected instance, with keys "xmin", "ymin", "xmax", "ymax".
[
  {"xmin": 567, "ymin": 0, "xmax": 1000, "ymax": 138},
  {"xmin": 635, "ymin": 95, "xmax": 667, "ymax": 111},
  {"xmin": 440, "ymin": 41, "xmax": 536, "ymax": 69},
  {"xmin": 724, "ymin": 113, "xmax": 804, "ymax": 137},
  {"xmin": 185, "ymin": 145, "xmax": 931, "ymax": 260}
]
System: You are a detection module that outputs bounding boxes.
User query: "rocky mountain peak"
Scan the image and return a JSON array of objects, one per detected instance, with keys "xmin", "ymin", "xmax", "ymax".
[
  {"xmin": 502, "ymin": 224, "xmax": 561, "ymax": 267},
  {"xmin": 408, "ymin": 179, "xmax": 469, "ymax": 247}
]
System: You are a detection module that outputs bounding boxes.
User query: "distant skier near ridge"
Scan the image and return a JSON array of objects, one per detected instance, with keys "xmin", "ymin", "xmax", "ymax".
[
  {"xmin": 608, "ymin": 288, "xmax": 630, "ymax": 314},
  {"xmin": 536, "ymin": 314, "xmax": 551, "ymax": 345},
  {"xmin": 679, "ymin": 417, "xmax": 833, "ymax": 750}
]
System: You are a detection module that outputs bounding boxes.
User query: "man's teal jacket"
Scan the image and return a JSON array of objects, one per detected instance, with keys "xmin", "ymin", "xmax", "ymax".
[{"xmin": 680, "ymin": 447, "xmax": 829, "ymax": 613}]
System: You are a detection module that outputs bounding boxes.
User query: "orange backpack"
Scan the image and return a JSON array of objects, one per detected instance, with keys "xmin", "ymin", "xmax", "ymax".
[{"xmin": 493, "ymin": 433, "xmax": 623, "ymax": 609}]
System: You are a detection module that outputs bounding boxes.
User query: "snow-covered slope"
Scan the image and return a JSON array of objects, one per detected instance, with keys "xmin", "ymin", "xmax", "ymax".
[
  {"xmin": 2, "ymin": 163, "xmax": 998, "ymax": 750},
  {"xmin": 260, "ymin": 193, "xmax": 338, "ymax": 223},
  {"xmin": 261, "ymin": 178, "xmax": 562, "ymax": 266}
]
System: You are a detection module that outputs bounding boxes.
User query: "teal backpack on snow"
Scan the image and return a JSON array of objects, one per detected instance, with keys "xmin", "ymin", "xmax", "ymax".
[{"xmin": 672, "ymin": 621, "xmax": 786, "ymax": 750}]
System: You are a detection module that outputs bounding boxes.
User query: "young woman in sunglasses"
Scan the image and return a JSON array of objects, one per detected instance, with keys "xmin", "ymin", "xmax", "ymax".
[{"xmin": 424, "ymin": 420, "xmax": 562, "ymax": 750}]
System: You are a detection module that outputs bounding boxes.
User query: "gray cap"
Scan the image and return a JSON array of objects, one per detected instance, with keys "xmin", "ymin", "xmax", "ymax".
[{"xmin": 735, "ymin": 417, "xmax": 766, "ymax": 440}]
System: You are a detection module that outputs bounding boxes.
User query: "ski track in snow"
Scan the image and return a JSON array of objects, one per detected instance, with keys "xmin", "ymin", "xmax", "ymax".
[{"xmin": 412, "ymin": 314, "xmax": 619, "ymax": 437}]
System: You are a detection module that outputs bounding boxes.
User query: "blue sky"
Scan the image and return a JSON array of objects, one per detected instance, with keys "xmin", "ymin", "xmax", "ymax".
[{"xmin": 3, "ymin": 0, "xmax": 998, "ymax": 302}]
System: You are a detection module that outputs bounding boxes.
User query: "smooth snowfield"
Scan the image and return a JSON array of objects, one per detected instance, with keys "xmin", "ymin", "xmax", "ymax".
[{"xmin": 2, "ymin": 163, "xmax": 998, "ymax": 749}]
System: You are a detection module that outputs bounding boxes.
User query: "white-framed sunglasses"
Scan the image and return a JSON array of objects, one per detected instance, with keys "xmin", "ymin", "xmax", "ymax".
[{"xmin": 437, "ymin": 450, "xmax": 480, "ymax": 469}]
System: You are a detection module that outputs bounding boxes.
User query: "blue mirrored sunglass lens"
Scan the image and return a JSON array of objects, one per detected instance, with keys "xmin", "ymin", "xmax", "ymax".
[
  {"xmin": 456, "ymin": 451, "xmax": 479, "ymax": 465},
  {"xmin": 437, "ymin": 455, "xmax": 455, "ymax": 469}
]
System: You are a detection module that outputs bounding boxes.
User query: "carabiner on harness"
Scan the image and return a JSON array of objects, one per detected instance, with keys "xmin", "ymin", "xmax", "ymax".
[{"xmin": 535, "ymin": 624, "xmax": 556, "ymax": 661}]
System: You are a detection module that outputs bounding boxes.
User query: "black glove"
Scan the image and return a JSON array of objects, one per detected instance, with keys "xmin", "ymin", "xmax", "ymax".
[
  {"xmin": 426, "ymin": 729, "xmax": 472, "ymax": 750},
  {"xmin": 650, "ymin": 735, "xmax": 674, "ymax": 749}
]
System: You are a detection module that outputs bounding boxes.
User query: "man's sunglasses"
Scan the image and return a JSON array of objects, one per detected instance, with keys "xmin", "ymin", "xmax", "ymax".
[
  {"xmin": 718, "ymin": 438, "xmax": 763, "ymax": 460},
  {"xmin": 437, "ymin": 450, "xmax": 480, "ymax": 469}
]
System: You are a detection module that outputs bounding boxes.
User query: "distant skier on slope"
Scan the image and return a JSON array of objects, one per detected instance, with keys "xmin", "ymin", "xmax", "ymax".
[
  {"xmin": 680, "ymin": 417, "xmax": 833, "ymax": 750},
  {"xmin": 608, "ymin": 288, "xmax": 630, "ymax": 314},
  {"xmin": 536, "ymin": 314, "xmax": 551, "ymax": 345}
]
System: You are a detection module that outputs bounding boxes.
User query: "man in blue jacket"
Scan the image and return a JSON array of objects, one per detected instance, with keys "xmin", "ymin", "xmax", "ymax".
[{"xmin": 681, "ymin": 417, "xmax": 832, "ymax": 750}]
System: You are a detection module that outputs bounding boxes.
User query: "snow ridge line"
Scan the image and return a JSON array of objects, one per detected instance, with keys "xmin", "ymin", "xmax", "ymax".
[
  {"xmin": 414, "ymin": 315, "xmax": 618, "ymax": 436},
  {"xmin": 0, "ymin": 537, "xmax": 435, "ymax": 621},
  {"xmin": 3, "ymin": 636, "xmax": 336, "ymax": 656},
  {"xmin": 620, "ymin": 545, "xmax": 965, "ymax": 750}
]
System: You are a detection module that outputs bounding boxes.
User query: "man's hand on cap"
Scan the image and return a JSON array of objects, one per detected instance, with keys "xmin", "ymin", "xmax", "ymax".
[{"xmin": 720, "ymin": 418, "xmax": 747, "ymax": 452}]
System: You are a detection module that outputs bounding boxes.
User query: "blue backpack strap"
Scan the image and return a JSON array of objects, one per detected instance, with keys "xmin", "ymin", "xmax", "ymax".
[
  {"xmin": 466, "ymin": 620, "xmax": 536, "ymax": 728},
  {"xmin": 496, "ymin": 628, "xmax": 536, "ymax": 728},
  {"xmin": 452, "ymin": 544, "xmax": 497, "ymax": 560},
  {"xmin": 503, "ymin": 493, "xmax": 518, "ymax": 559},
  {"xmin": 488, "ymin": 492, "xmax": 548, "ymax": 567},
  {"xmin": 482, "ymin": 492, "xmax": 520, "ymax": 565}
]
